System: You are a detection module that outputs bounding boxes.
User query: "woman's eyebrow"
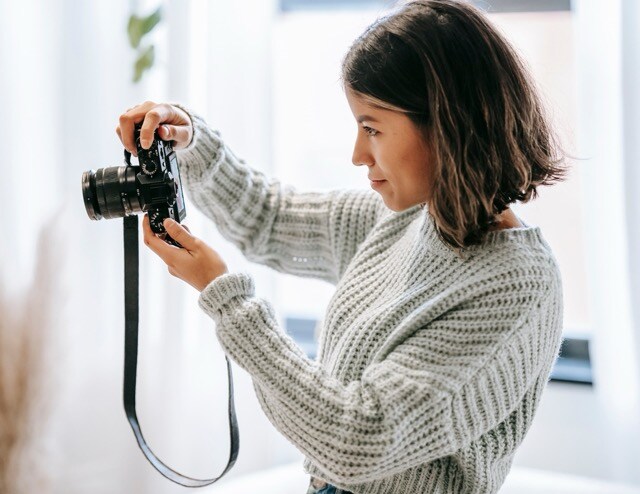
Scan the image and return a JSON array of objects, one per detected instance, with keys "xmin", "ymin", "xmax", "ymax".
[{"xmin": 357, "ymin": 115, "xmax": 380, "ymax": 123}]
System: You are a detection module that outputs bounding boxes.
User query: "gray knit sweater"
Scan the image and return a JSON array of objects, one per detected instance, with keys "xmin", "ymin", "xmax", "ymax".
[{"xmin": 173, "ymin": 109, "xmax": 564, "ymax": 494}]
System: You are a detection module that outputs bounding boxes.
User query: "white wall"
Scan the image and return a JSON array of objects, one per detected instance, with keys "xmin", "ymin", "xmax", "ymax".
[{"xmin": 513, "ymin": 383, "xmax": 608, "ymax": 479}]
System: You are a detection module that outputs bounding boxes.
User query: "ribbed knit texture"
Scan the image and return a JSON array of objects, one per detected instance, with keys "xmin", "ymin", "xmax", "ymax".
[{"xmin": 173, "ymin": 106, "xmax": 564, "ymax": 494}]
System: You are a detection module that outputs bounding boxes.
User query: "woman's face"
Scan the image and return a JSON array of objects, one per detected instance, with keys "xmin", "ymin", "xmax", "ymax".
[{"xmin": 345, "ymin": 88, "xmax": 434, "ymax": 212}]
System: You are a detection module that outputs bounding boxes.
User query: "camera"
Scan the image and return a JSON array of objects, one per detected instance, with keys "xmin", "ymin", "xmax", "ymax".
[{"xmin": 82, "ymin": 122, "xmax": 187, "ymax": 243}]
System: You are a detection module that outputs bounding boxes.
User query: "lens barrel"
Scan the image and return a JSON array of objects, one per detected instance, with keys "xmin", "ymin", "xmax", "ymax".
[{"xmin": 82, "ymin": 166, "xmax": 140, "ymax": 220}]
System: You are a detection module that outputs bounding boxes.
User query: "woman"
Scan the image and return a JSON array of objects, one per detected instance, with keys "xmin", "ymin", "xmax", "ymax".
[{"xmin": 116, "ymin": 1, "xmax": 569, "ymax": 492}]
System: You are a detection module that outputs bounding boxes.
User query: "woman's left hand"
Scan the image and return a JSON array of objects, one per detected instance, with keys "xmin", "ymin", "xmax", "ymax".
[{"xmin": 142, "ymin": 215, "xmax": 229, "ymax": 292}]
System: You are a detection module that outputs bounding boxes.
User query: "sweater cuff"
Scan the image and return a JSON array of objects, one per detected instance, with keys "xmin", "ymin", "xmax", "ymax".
[{"xmin": 198, "ymin": 272, "xmax": 255, "ymax": 320}]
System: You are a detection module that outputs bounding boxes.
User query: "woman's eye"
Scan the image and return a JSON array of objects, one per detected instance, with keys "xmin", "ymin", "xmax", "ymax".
[{"xmin": 362, "ymin": 125, "xmax": 378, "ymax": 137}]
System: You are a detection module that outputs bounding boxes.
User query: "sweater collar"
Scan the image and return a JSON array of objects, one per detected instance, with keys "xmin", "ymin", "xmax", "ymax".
[{"xmin": 414, "ymin": 205, "xmax": 548, "ymax": 258}]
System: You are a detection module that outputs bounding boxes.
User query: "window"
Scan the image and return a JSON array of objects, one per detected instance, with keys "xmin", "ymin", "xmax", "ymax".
[{"xmin": 273, "ymin": 1, "xmax": 591, "ymax": 384}]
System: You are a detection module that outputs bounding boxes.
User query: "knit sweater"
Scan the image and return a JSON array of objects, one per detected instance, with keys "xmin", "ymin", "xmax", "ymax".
[{"xmin": 173, "ymin": 108, "xmax": 564, "ymax": 494}]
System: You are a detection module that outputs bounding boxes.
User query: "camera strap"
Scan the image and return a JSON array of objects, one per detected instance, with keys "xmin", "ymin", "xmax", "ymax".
[{"xmin": 123, "ymin": 215, "xmax": 239, "ymax": 487}]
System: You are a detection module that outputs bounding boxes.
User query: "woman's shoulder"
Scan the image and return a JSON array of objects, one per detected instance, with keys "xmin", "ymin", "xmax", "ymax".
[
  {"xmin": 461, "ymin": 221, "xmax": 563, "ymax": 305},
  {"xmin": 423, "ymin": 212, "xmax": 562, "ymax": 296}
]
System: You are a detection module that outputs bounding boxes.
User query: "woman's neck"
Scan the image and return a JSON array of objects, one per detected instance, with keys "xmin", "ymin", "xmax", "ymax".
[{"xmin": 488, "ymin": 208, "xmax": 523, "ymax": 231}]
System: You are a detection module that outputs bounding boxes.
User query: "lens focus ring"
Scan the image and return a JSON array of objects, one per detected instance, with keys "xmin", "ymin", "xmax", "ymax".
[{"xmin": 96, "ymin": 167, "xmax": 126, "ymax": 219}]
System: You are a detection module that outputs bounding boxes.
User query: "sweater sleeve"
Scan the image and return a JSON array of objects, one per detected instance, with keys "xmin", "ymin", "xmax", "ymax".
[
  {"xmin": 171, "ymin": 105, "xmax": 385, "ymax": 285},
  {"xmin": 197, "ymin": 270, "xmax": 564, "ymax": 485}
]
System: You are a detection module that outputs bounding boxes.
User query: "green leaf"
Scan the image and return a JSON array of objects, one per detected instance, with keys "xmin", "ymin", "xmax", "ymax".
[
  {"xmin": 127, "ymin": 15, "xmax": 143, "ymax": 48},
  {"xmin": 127, "ymin": 7, "xmax": 162, "ymax": 49},
  {"xmin": 133, "ymin": 45, "xmax": 155, "ymax": 83},
  {"xmin": 141, "ymin": 7, "xmax": 162, "ymax": 38}
]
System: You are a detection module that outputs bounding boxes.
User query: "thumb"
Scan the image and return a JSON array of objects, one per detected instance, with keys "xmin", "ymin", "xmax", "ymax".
[
  {"xmin": 163, "ymin": 218, "xmax": 197, "ymax": 250},
  {"xmin": 159, "ymin": 124, "xmax": 191, "ymax": 148}
]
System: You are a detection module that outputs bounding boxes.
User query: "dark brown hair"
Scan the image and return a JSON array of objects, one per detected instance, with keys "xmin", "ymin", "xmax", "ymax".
[{"xmin": 341, "ymin": 0, "xmax": 571, "ymax": 255}]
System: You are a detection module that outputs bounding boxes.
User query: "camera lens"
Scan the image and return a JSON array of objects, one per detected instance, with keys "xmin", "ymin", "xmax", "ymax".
[
  {"xmin": 82, "ymin": 170, "xmax": 101, "ymax": 220},
  {"xmin": 82, "ymin": 166, "xmax": 141, "ymax": 220}
]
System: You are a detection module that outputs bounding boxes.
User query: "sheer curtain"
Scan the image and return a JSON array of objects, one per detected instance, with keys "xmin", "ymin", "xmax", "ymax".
[
  {"xmin": 574, "ymin": 0, "xmax": 640, "ymax": 485},
  {"xmin": 2, "ymin": 2, "xmax": 141, "ymax": 492},
  {"xmin": 1, "ymin": 1, "xmax": 300, "ymax": 493},
  {"xmin": 5, "ymin": 0, "xmax": 640, "ymax": 491}
]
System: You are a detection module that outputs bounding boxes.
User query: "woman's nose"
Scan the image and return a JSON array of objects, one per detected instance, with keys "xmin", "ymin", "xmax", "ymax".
[{"xmin": 352, "ymin": 135, "xmax": 372, "ymax": 167}]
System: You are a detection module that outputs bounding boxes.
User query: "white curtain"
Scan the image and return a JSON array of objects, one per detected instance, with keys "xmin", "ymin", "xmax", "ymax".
[
  {"xmin": 0, "ymin": 0, "xmax": 299, "ymax": 493},
  {"xmin": 574, "ymin": 0, "xmax": 640, "ymax": 485},
  {"xmin": 5, "ymin": 0, "xmax": 640, "ymax": 491}
]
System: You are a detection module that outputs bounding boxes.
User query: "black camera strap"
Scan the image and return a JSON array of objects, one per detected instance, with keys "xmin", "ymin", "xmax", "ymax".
[{"xmin": 123, "ymin": 215, "xmax": 240, "ymax": 487}]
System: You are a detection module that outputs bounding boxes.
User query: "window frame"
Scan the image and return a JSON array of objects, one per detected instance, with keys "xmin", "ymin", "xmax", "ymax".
[{"xmin": 279, "ymin": 0, "xmax": 571, "ymax": 13}]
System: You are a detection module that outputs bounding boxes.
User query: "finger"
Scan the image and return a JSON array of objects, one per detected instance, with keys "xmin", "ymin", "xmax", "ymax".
[
  {"xmin": 142, "ymin": 215, "xmax": 179, "ymax": 262},
  {"xmin": 139, "ymin": 104, "xmax": 174, "ymax": 149},
  {"xmin": 163, "ymin": 218, "xmax": 198, "ymax": 250},
  {"xmin": 119, "ymin": 110, "xmax": 144, "ymax": 156},
  {"xmin": 116, "ymin": 126, "xmax": 123, "ymax": 146},
  {"xmin": 118, "ymin": 101, "xmax": 156, "ymax": 155}
]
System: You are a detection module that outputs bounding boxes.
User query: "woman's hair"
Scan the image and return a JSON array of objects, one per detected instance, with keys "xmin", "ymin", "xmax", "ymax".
[{"xmin": 341, "ymin": 0, "xmax": 571, "ymax": 254}]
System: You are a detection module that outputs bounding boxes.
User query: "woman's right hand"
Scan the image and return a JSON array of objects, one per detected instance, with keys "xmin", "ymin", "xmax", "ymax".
[{"xmin": 116, "ymin": 101, "xmax": 193, "ymax": 157}]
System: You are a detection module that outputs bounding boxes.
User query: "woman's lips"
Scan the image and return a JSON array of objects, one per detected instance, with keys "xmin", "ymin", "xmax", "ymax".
[{"xmin": 370, "ymin": 179, "xmax": 386, "ymax": 188}]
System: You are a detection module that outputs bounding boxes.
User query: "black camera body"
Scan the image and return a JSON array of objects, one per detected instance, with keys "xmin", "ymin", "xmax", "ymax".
[{"xmin": 82, "ymin": 123, "xmax": 187, "ymax": 242}]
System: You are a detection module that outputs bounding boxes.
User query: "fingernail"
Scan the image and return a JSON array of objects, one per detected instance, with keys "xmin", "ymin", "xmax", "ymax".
[{"xmin": 141, "ymin": 139, "xmax": 150, "ymax": 148}]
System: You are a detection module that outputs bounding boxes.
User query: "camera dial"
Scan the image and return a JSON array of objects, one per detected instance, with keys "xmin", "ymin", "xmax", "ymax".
[{"xmin": 141, "ymin": 159, "xmax": 158, "ymax": 175}]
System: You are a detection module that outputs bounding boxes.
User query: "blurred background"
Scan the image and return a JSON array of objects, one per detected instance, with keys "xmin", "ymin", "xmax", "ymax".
[{"xmin": 1, "ymin": 0, "xmax": 639, "ymax": 492}]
